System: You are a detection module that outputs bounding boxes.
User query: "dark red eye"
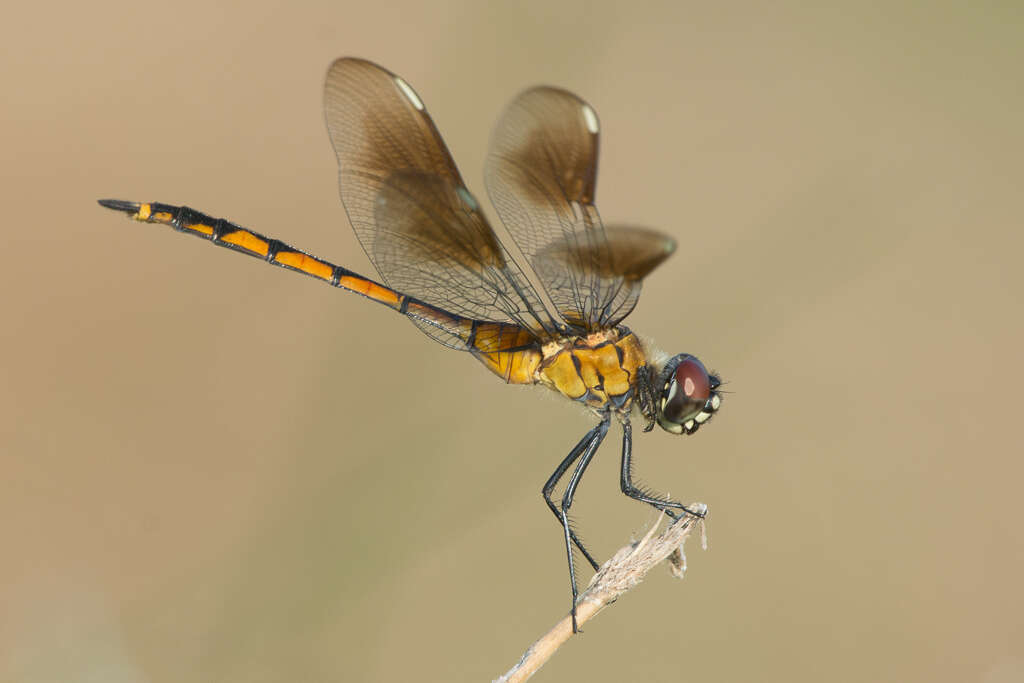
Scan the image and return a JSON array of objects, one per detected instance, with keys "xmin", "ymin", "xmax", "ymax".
[
  {"xmin": 675, "ymin": 358, "xmax": 710, "ymax": 402},
  {"xmin": 663, "ymin": 358, "xmax": 711, "ymax": 424}
]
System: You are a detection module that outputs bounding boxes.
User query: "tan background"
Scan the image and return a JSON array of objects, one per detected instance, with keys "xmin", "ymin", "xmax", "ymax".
[{"xmin": 3, "ymin": 1, "xmax": 1022, "ymax": 681}]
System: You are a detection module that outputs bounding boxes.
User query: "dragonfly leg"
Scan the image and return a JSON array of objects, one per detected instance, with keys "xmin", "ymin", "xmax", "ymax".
[
  {"xmin": 552, "ymin": 415, "xmax": 609, "ymax": 633},
  {"xmin": 619, "ymin": 421, "xmax": 706, "ymax": 520},
  {"xmin": 542, "ymin": 427, "xmax": 606, "ymax": 572}
]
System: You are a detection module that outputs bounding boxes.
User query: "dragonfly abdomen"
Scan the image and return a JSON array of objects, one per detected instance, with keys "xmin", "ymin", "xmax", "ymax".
[
  {"xmin": 99, "ymin": 200, "xmax": 500, "ymax": 354},
  {"xmin": 466, "ymin": 323, "xmax": 543, "ymax": 384}
]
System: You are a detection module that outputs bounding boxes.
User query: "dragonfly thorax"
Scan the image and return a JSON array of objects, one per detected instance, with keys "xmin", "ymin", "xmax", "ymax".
[{"xmin": 535, "ymin": 328, "xmax": 649, "ymax": 414}]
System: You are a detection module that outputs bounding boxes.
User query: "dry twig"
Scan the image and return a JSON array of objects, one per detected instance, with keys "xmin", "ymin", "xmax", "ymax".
[{"xmin": 495, "ymin": 505, "xmax": 707, "ymax": 682}]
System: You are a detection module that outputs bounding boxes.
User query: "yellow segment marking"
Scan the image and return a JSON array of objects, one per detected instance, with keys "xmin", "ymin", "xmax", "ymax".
[
  {"xmin": 507, "ymin": 350, "xmax": 540, "ymax": 384},
  {"xmin": 365, "ymin": 282, "xmax": 400, "ymax": 306},
  {"xmin": 273, "ymin": 251, "xmax": 334, "ymax": 280},
  {"xmin": 136, "ymin": 203, "xmax": 152, "ymax": 220},
  {"xmin": 153, "ymin": 211, "xmax": 173, "ymax": 222},
  {"xmin": 221, "ymin": 230, "xmax": 270, "ymax": 257},
  {"xmin": 472, "ymin": 323, "xmax": 532, "ymax": 353},
  {"xmin": 338, "ymin": 275, "xmax": 400, "ymax": 305},
  {"xmin": 338, "ymin": 274, "xmax": 370, "ymax": 294},
  {"xmin": 185, "ymin": 222, "xmax": 214, "ymax": 236},
  {"xmin": 476, "ymin": 348, "xmax": 541, "ymax": 384}
]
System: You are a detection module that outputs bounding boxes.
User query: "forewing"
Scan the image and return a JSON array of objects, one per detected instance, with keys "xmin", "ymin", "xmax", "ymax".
[
  {"xmin": 323, "ymin": 58, "xmax": 559, "ymax": 341},
  {"xmin": 485, "ymin": 87, "xmax": 671, "ymax": 329}
]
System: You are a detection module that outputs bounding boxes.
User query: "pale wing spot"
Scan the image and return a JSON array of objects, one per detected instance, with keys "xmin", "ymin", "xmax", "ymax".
[
  {"xmin": 581, "ymin": 104, "xmax": 599, "ymax": 134},
  {"xmin": 394, "ymin": 76, "xmax": 424, "ymax": 111},
  {"xmin": 456, "ymin": 186, "xmax": 478, "ymax": 211}
]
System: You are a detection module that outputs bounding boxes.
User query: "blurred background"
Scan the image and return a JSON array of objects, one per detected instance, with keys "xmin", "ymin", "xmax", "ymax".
[{"xmin": 3, "ymin": 1, "xmax": 1021, "ymax": 681}]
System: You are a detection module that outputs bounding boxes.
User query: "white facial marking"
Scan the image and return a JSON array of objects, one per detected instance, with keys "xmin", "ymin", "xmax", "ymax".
[
  {"xmin": 695, "ymin": 411, "xmax": 711, "ymax": 424},
  {"xmin": 684, "ymin": 419, "xmax": 695, "ymax": 431},
  {"xmin": 711, "ymin": 394, "xmax": 721, "ymax": 410},
  {"xmin": 581, "ymin": 104, "xmax": 599, "ymax": 134},
  {"xmin": 394, "ymin": 77, "xmax": 424, "ymax": 111},
  {"xmin": 665, "ymin": 380, "xmax": 678, "ymax": 404}
]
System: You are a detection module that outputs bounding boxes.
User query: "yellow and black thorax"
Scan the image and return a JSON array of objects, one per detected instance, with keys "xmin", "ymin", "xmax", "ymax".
[{"xmin": 473, "ymin": 327, "xmax": 649, "ymax": 414}]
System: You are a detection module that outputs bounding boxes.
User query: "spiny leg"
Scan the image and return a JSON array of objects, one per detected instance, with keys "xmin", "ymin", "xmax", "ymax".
[
  {"xmin": 619, "ymin": 421, "xmax": 706, "ymax": 520},
  {"xmin": 542, "ymin": 426, "xmax": 606, "ymax": 572},
  {"xmin": 557, "ymin": 415, "xmax": 610, "ymax": 633}
]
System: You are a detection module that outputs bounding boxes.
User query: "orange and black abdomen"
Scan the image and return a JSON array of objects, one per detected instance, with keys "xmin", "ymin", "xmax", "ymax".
[
  {"xmin": 105, "ymin": 200, "xmax": 405, "ymax": 305},
  {"xmin": 538, "ymin": 331, "xmax": 647, "ymax": 411},
  {"xmin": 100, "ymin": 200, "xmax": 548, "ymax": 383}
]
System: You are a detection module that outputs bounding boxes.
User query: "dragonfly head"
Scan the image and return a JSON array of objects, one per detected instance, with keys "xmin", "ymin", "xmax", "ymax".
[{"xmin": 654, "ymin": 354, "xmax": 722, "ymax": 435}]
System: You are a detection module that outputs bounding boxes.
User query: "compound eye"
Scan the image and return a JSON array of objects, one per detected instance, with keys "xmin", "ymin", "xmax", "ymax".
[{"xmin": 663, "ymin": 358, "xmax": 711, "ymax": 424}]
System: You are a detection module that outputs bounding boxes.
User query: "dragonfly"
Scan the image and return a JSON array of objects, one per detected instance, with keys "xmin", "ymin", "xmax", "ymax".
[{"xmin": 99, "ymin": 57, "xmax": 723, "ymax": 632}]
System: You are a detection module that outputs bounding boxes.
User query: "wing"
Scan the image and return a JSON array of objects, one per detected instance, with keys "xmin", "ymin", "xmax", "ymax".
[
  {"xmin": 484, "ymin": 87, "xmax": 674, "ymax": 330},
  {"xmin": 323, "ymin": 57, "xmax": 561, "ymax": 345},
  {"xmin": 532, "ymin": 224, "xmax": 675, "ymax": 327}
]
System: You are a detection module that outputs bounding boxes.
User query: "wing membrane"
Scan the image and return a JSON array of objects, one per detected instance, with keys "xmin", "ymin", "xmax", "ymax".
[
  {"xmin": 323, "ymin": 57, "xmax": 560, "ymax": 343},
  {"xmin": 533, "ymin": 224, "xmax": 675, "ymax": 327},
  {"xmin": 485, "ymin": 87, "xmax": 674, "ymax": 329}
]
